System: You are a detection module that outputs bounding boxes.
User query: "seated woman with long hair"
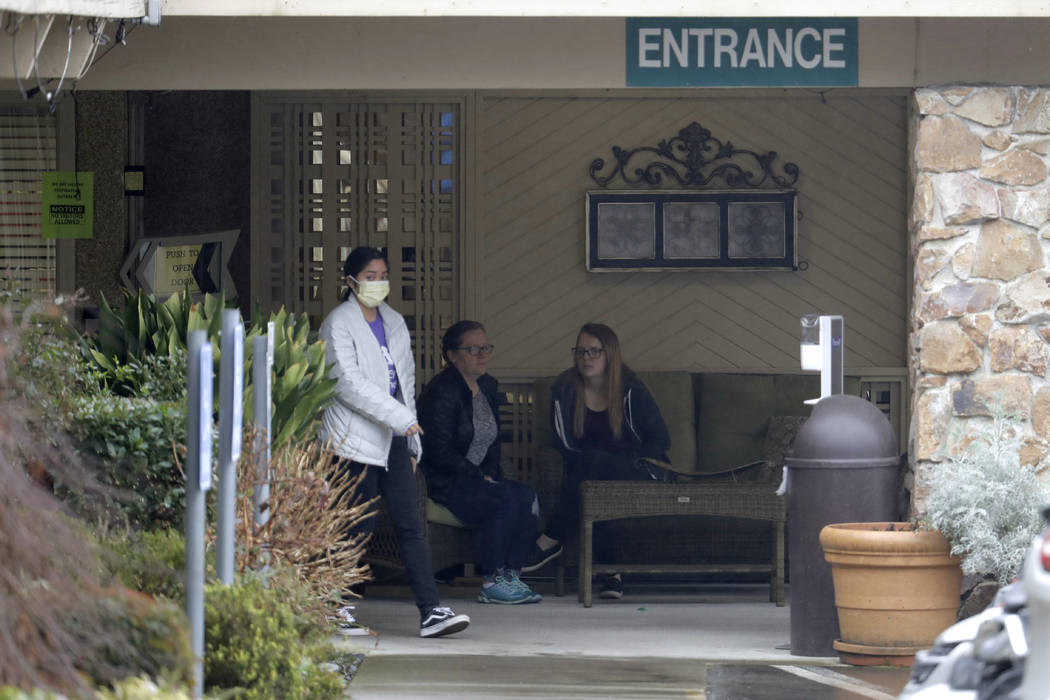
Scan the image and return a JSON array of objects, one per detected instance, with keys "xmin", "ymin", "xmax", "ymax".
[{"xmin": 522, "ymin": 322, "xmax": 671, "ymax": 600}]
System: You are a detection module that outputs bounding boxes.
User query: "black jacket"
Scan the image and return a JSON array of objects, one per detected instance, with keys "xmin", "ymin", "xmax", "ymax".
[
  {"xmin": 549, "ymin": 368, "xmax": 670, "ymax": 463},
  {"xmin": 418, "ymin": 365, "xmax": 502, "ymax": 498}
]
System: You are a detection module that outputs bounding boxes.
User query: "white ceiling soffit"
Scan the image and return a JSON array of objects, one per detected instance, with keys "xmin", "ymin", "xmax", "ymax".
[
  {"xmin": 161, "ymin": 0, "xmax": 1050, "ymax": 16},
  {"xmin": 0, "ymin": 0, "xmax": 143, "ymax": 18}
]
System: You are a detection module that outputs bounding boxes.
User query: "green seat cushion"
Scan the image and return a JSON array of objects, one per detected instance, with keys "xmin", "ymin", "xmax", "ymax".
[{"xmin": 426, "ymin": 498, "xmax": 471, "ymax": 528}]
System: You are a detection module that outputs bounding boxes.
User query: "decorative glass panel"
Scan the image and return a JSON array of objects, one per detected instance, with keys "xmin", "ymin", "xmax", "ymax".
[
  {"xmin": 728, "ymin": 202, "xmax": 786, "ymax": 259},
  {"xmin": 595, "ymin": 203, "xmax": 655, "ymax": 260},
  {"xmin": 663, "ymin": 203, "xmax": 719, "ymax": 259}
]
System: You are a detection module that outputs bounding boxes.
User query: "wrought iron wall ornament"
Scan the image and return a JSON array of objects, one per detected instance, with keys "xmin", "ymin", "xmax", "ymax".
[{"xmin": 589, "ymin": 121, "xmax": 800, "ymax": 189}]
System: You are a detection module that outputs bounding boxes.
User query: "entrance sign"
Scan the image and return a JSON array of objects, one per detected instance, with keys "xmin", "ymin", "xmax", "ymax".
[
  {"xmin": 626, "ymin": 18, "xmax": 858, "ymax": 87},
  {"xmin": 41, "ymin": 172, "xmax": 93, "ymax": 239}
]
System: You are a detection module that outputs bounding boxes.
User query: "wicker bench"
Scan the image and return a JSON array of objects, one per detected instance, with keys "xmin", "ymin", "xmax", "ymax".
[{"xmin": 578, "ymin": 481, "xmax": 786, "ymax": 607}]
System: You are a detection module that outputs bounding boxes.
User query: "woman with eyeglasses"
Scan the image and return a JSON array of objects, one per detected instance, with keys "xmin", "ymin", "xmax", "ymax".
[
  {"xmin": 418, "ymin": 320, "xmax": 543, "ymax": 604},
  {"xmin": 521, "ymin": 322, "xmax": 671, "ymax": 600},
  {"xmin": 319, "ymin": 246, "xmax": 470, "ymax": 638}
]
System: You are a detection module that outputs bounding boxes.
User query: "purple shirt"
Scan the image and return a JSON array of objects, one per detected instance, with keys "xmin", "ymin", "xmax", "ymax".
[{"xmin": 366, "ymin": 312, "xmax": 399, "ymax": 396}]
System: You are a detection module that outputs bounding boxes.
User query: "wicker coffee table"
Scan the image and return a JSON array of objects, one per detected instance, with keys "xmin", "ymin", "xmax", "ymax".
[{"xmin": 578, "ymin": 480, "xmax": 786, "ymax": 607}]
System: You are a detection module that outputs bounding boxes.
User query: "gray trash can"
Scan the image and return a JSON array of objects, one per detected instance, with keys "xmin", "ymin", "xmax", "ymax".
[{"xmin": 786, "ymin": 394, "xmax": 901, "ymax": 657}]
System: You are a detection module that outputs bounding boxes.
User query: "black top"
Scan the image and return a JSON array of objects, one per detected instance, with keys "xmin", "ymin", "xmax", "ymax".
[
  {"xmin": 418, "ymin": 365, "xmax": 502, "ymax": 499},
  {"xmin": 581, "ymin": 408, "xmax": 635, "ymax": 453}
]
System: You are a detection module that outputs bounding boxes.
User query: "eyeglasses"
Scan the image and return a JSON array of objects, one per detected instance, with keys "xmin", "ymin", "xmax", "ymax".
[
  {"xmin": 455, "ymin": 344, "xmax": 494, "ymax": 356},
  {"xmin": 573, "ymin": 347, "xmax": 605, "ymax": 360}
]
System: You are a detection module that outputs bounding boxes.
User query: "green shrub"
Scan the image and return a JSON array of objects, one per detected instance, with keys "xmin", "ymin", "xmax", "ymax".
[
  {"xmin": 69, "ymin": 588, "xmax": 194, "ymax": 692},
  {"xmin": 86, "ymin": 289, "xmax": 336, "ymax": 447},
  {"xmin": 101, "ymin": 351, "xmax": 188, "ymax": 402},
  {"xmin": 14, "ymin": 314, "xmax": 101, "ymax": 424},
  {"xmin": 244, "ymin": 306, "xmax": 336, "ymax": 447},
  {"xmin": 70, "ymin": 396, "xmax": 187, "ymax": 530},
  {"xmin": 100, "ymin": 529, "xmax": 189, "ymax": 601},
  {"xmin": 204, "ymin": 579, "xmax": 343, "ymax": 700}
]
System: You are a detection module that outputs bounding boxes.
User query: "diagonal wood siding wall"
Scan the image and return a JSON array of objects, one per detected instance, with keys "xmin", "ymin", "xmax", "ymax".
[{"xmin": 476, "ymin": 91, "xmax": 909, "ymax": 378}]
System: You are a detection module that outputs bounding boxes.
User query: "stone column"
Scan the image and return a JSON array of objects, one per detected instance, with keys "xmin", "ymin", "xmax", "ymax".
[{"xmin": 910, "ymin": 87, "xmax": 1050, "ymax": 513}]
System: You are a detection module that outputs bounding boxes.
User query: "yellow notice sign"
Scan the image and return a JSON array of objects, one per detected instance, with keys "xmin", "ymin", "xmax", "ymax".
[
  {"xmin": 42, "ymin": 172, "xmax": 93, "ymax": 239},
  {"xmin": 155, "ymin": 244, "xmax": 202, "ymax": 295}
]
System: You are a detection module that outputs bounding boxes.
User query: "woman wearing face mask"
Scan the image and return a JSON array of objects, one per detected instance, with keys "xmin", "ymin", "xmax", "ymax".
[
  {"xmin": 319, "ymin": 246, "xmax": 470, "ymax": 638},
  {"xmin": 418, "ymin": 320, "xmax": 542, "ymax": 605},
  {"xmin": 521, "ymin": 322, "xmax": 671, "ymax": 600}
]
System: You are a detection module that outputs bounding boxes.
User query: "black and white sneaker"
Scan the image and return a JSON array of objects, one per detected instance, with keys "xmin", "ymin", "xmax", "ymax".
[
  {"xmin": 330, "ymin": 605, "xmax": 371, "ymax": 636},
  {"xmin": 520, "ymin": 543, "xmax": 563, "ymax": 573},
  {"xmin": 599, "ymin": 575, "xmax": 624, "ymax": 600},
  {"xmin": 419, "ymin": 606, "xmax": 470, "ymax": 638}
]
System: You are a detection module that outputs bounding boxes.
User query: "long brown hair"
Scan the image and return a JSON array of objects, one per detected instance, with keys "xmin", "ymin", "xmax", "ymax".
[{"xmin": 572, "ymin": 323, "xmax": 627, "ymax": 440}]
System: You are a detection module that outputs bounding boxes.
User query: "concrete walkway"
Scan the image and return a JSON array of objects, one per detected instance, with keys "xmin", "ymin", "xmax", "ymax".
[{"xmin": 336, "ymin": 582, "xmax": 912, "ymax": 699}]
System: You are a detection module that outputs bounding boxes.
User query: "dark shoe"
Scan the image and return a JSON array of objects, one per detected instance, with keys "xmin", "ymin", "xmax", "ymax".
[
  {"xmin": 599, "ymin": 575, "xmax": 624, "ymax": 600},
  {"xmin": 420, "ymin": 606, "xmax": 470, "ymax": 638},
  {"xmin": 520, "ymin": 543, "xmax": 563, "ymax": 573}
]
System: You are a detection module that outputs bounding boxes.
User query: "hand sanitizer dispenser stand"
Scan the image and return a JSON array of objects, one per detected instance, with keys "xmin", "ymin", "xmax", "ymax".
[{"xmin": 801, "ymin": 314, "xmax": 844, "ymax": 404}]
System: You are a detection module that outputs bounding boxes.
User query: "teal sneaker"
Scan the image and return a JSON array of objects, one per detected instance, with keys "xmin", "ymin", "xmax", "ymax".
[
  {"xmin": 477, "ymin": 575, "xmax": 538, "ymax": 604},
  {"xmin": 506, "ymin": 570, "xmax": 543, "ymax": 603}
]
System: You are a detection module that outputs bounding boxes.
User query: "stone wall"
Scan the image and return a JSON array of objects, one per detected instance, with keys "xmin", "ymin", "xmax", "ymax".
[
  {"xmin": 911, "ymin": 86, "xmax": 1050, "ymax": 512},
  {"xmin": 74, "ymin": 92, "xmax": 127, "ymax": 306}
]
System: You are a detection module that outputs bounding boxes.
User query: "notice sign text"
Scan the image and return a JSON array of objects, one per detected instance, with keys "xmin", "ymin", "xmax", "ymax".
[
  {"xmin": 626, "ymin": 18, "xmax": 858, "ymax": 87},
  {"xmin": 41, "ymin": 172, "xmax": 94, "ymax": 239}
]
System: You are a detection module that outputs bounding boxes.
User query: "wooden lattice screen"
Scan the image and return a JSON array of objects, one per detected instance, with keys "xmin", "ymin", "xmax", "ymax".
[
  {"xmin": 499, "ymin": 383, "xmax": 537, "ymax": 485},
  {"xmin": 251, "ymin": 96, "xmax": 460, "ymax": 387},
  {"xmin": 0, "ymin": 107, "xmax": 57, "ymax": 300}
]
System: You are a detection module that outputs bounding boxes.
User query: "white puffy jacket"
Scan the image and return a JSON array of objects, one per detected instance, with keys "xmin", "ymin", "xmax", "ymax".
[{"xmin": 318, "ymin": 298, "xmax": 422, "ymax": 467}]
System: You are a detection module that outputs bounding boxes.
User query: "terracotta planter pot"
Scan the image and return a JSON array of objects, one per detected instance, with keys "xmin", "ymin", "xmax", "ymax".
[{"xmin": 819, "ymin": 522, "xmax": 962, "ymax": 660}]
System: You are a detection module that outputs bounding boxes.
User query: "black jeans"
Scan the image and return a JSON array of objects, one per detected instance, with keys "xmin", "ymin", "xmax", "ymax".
[
  {"xmin": 545, "ymin": 450, "xmax": 649, "ymax": 563},
  {"xmin": 344, "ymin": 437, "xmax": 440, "ymax": 617},
  {"xmin": 434, "ymin": 476, "xmax": 538, "ymax": 576}
]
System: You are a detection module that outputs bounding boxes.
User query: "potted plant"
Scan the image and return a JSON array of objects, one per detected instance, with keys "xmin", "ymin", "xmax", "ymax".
[
  {"xmin": 819, "ymin": 521, "xmax": 961, "ymax": 664},
  {"xmin": 923, "ymin": 405, "xmax": 1050, "ymax": 589},
  {"xmin": 819, "ymin": 404, "xmax": 1050, "ymax": 664}
]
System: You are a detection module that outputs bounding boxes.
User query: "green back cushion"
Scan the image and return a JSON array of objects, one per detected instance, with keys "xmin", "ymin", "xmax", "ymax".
[
  {"xmin": 696, "ymin": 374, "xmax": 775, "ymax": 472},
  {"xmin": 635, "ymin": 371, "xmax": 696, "ymax": 473},
  {"xmin": 770, "ymin": 374, "xmax": 861, "ymax": 416}
]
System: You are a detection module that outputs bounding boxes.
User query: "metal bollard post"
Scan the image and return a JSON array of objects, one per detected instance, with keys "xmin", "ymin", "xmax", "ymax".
[
  {"xmin": 252, "ymin": 322, "xmax": 273, "ymax": 536},
  {"xmin": 185, "ymin": 330, "xmax": 212, "ymax": 698},
  {"xmin": 217, "ymin": 309, "xmax": 243, "ymax": 585}
]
